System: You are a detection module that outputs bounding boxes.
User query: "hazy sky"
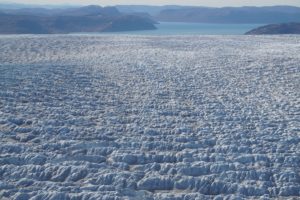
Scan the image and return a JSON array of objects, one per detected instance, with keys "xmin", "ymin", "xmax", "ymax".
[{"xmin": 2, "ymin": 0, "xmax": 300, "ymax": 7}]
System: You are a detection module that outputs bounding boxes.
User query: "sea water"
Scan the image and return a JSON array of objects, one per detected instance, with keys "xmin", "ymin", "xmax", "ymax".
[{"xmin": 101, "ymin": 22, "xmax": 263, "ymax": 35}]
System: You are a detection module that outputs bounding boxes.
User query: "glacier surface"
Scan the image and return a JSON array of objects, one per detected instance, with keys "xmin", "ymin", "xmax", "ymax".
[{"xmin": 0, "ymin": 35, "xmax": 299, "ymax": 199}]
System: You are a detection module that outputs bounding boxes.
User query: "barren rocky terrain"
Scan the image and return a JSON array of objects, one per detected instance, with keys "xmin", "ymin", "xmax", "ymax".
[{"xmin": 0, "ymin": 35, "xmax": 299, "ymax": 199}]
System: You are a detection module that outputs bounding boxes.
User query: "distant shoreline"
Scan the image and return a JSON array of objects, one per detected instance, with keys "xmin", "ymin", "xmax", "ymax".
[{"xmin": 1, "ymin": 5, "xmax": 300, "ymax": 35}]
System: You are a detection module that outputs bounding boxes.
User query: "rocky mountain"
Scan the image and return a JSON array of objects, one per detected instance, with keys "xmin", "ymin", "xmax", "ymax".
[
  {"xmin": 245, "ymin": 23, "xmax": 300, "ymax": 34},
  {"xmin": 0, "ymin": 5, "xmax": 157, "ymax": 34},
  {"xmin": 116, "ymin": 5, "xmax": 184, "ymax": 16}
]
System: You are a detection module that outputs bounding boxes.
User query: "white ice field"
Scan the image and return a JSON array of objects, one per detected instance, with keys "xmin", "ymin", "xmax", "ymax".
[{"xmin": 0, "ymin": 35, "xmax": 299, "ymax": 200}]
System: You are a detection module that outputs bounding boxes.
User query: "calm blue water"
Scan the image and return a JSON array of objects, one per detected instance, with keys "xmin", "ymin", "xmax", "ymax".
[{"xmin": 101, "ymin": 22, "xmax": 263, "ymax": 35}]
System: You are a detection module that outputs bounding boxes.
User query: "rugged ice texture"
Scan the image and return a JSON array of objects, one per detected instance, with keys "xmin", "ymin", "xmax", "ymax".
[{"xmin": 0, "ymin": 35, "xmax": 299, "ymax": 199}]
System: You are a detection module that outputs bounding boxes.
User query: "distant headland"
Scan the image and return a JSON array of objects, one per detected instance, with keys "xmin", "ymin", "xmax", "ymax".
[
  {"xmin": 246, "ymin": 23, "xmax": 300, "ymax": 35},
  {"xmin": 0, "ymin": 5, "xmax": 157, "ymax": 34}
]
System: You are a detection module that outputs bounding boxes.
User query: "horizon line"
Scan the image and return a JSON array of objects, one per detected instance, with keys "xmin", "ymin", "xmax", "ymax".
[{"xmin": 1, "ymin": 2, "xmax": 300, "ymax": 8}]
